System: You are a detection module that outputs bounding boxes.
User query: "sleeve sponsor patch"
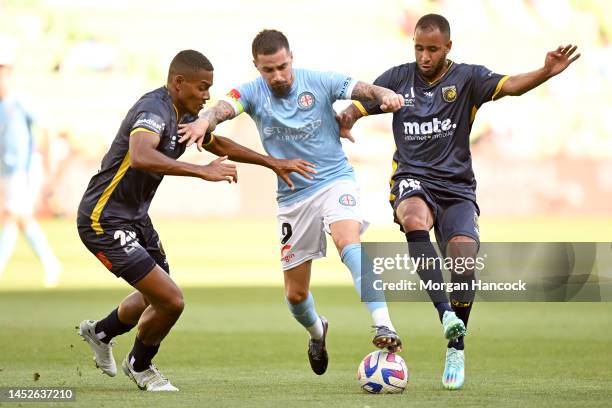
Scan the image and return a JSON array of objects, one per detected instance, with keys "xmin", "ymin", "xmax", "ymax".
[
  {"xmin": 132, "ymin": 112, "xmax": 165, "ymax": 134},
  {"xmin": 338, "ymin": 76, "xmax": 353, "ymax": 99}
]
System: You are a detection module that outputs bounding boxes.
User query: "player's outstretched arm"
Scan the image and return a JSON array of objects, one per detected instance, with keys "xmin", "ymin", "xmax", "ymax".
[
  {"xmin": 497, "ymin": 44, "xmax": 580, "ymax": 99},
  {"xmin": 335, "ymin": 104, "xmax": 365, "ymax": 143},
  {"xmin": 177, "ymin": 100, "xmax": 237, "ymax": 151},
  {"xmin": 351, "ymin": 81, "xmax": 404, "ymax": 113},
  {"xmin": 129, "ymin": 131, "xmax": 237, "ymax": 183},
  {"xmin": 205, "ymin": 135, "xmax": 316, "ymax": 189}
]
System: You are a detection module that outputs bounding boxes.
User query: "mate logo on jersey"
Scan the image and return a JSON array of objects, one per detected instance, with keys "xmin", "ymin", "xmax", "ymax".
[
  {"xmin": 442, "ymin": 85, "xmax": 457, "ymax": 103},
  {"xmin": 297, "ymin": 91, "xmax": 315, "ymax": 110},
  {"xmin": 403, "ymin": 117, "xmax": 457, "ymax": 136}
]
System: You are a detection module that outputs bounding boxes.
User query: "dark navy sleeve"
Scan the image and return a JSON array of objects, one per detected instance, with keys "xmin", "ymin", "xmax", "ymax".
[
  {"xmin": 130, "ymin": 99, "xmax": 169, "ymax": 136},
  {"xmin": 470, "ymin": 65, "xmax": 508, "ymax": 108},
  {"xmin": 356, "ymin": 66, "xmax": 400, "ymax": 116}
]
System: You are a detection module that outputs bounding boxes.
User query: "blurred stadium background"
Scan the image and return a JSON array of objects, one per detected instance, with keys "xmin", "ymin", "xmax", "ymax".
[{"xmin": 0, "ymin": 0, "xmax": 611, "ymax": 290}]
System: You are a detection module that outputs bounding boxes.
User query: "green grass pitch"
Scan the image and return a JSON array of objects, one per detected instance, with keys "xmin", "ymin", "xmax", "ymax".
[
  {"xmin": 0, "ymin": 288, "xmax": 611, "ymax": 407},
  {"xmin": 0, "ymin": 218, "xmax": 611, "ymax": 407}
]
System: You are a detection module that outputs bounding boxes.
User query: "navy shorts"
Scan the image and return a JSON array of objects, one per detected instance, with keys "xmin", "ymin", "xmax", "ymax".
[
  {"xmin": 77, "ymin": 215, "xmax": 170, "ymax": 285},
  {"xmin": 389, "ymin": 176, "xmax": 480, "ymax": 255}
]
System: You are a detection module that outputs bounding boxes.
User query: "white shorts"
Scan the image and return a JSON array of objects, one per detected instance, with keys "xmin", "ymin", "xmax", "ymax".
[
  {"xmin": 277, "ymin": 179, "xmax": 369, "ymax": 271},
  {"xmin": 1, "ymin": 171, "xmax": 35, "ymax": 216}
]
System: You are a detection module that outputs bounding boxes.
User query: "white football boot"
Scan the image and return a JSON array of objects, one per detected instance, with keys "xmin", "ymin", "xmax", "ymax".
[
  {"xmin": 77, "ymin": 319, "xmax": 117, "ymax": 376},
  {"xmin": 122, "ymin": 356, "xmax": 179, "ymax": 392}
]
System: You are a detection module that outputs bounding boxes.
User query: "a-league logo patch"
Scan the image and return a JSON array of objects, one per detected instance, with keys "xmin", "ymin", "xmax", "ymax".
[
  {"xmin": 442, "ymin": 85, "xmax": 457, "ymax": 103},
  {"xmin": 297, "ymin": 91, "xmax": 315, "ymax": 110},
  {"xmin": 339, "ymin": 194, "xmax": 356, "ymax": 206}
]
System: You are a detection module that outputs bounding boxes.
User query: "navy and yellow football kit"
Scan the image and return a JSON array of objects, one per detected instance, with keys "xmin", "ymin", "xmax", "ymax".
[
  {"xmin": 358, "ymin": 61, "xmax": 508, "ymax": 252},
  {"xmin": 77, "ymin": 87, "xmax": 201, "ymax": 284}
]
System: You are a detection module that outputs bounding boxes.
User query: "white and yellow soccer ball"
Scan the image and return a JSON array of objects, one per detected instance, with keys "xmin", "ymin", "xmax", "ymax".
[{"xmin": 357, "ymin": 350, "xmax": 409, "ymax": 394}]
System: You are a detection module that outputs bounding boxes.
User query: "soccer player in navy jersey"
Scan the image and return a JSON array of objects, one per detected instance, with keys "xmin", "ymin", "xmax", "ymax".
[
  {"xmin": 336, "ymin": 14, "xmax": 580, "ymax": 389},
  {"xmin": 76, "ymin": 50, "xmax": 314, "ymax": 391}
]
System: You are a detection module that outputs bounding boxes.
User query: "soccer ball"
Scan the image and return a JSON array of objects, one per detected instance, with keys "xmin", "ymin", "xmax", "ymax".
[{"xmin": 357, "ymin": 350, "xmax": 408, "ymax": 394}]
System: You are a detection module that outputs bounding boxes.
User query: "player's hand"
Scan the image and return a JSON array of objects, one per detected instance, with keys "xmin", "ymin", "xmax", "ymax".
[
  {"xmin": 335, "ymin": 112, "xmax": 355, "ymax": 143},
  {"xmin": 271, "ymin": 158, "xmax": 317, "ymax": 190},
  {"xmin": 200, "ymin": 156, "xmax": 237, "ymax": 183},
  {"xmin": 178, "ymin": 118, "xmax": 210, "ymax": 152},
  {"xmin": 380, "ymin": 93, "xmax": 404, "ymax": 113},
  {"xmin": 543, "ymin": 44, "xmax": 580, "ymax": 77}
]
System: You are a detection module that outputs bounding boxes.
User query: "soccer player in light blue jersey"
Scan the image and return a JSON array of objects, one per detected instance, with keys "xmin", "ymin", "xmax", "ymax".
[
  {"xmin": 0, "ymin": 38, "xmax": 62, "ymax": 287},
  {"xmin": 179, "ymin": 29, "xmax": 405, "ymax": 375}
]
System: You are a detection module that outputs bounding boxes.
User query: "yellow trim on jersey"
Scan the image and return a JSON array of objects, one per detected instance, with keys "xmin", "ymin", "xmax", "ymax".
[
  {"xmin": 470, "ymin": 105, "xmax": 478, "ymax": 124},
  {"xmin": 492, "ymin": 75, "xmax": 510, "ymax": 100},
  {"xmin": 204, "ymin": 133, "xmax": 216, "ymax": 147},
  {"xmin": 172, "ymin": 104, "xmax": 179, "ymax": 121},
  {"xmin": 129, "ymin": 127, "xmax": 159, "ymax": 137},
  {"xmin": 353, "ymin": 101, "xmax": 369, "ymax": 117},
  {"xmin": 90, "ymin": 152, "xmax": 131, "ymax": 235}
]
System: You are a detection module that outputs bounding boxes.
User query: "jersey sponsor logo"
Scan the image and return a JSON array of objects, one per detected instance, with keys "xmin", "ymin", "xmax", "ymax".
[
  {"xmin": 133, "ymin": 114, "xmax": 165, "ymax": 134},
  {"xmin": 403, "ymin": 117, "xmax": 457, "ymax": 139},
  {"xmin": 227, "ymin": 88, "xmax": 241, "ymax": 100},
  {"xmin": 398, "ymin": 178, "xmax": 421, "ymax": 198},
  {"xmin": 263, "ymin": 119, "xmax": 322, "ymax": 141},
  {"xmin": 404, "ymin": 87, "xmax": 416, "ymax": 107},
  {"xmin": 338, "ymin": 77, "xmax": 353, "ymax": 99},
  {"xmin": 442, "ymin": 85, "xmax": 457, "ymax": 103},
  {"xmin": 339, "ymin": 193, "xmax": 356, "ymax": 207},
  {"xmin": 281, "ymin": 244, "xmax": 295, "ymax": 263},
  {"xmin": 297, "ymin": 91, "xmax": 315, "ymax": 110}
]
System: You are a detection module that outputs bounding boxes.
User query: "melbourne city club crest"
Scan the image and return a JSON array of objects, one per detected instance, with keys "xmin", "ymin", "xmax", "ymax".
[
  {"xmin": 297, "ymin": 91, "xmax": 315, "ymax": 110},
  {"xmin": 442, "ymin": 85, "xmax": 457, "ymax": 103},
  {"xmin": 339, "ymin": 194, "xmax": 356, "ymax": 207}
]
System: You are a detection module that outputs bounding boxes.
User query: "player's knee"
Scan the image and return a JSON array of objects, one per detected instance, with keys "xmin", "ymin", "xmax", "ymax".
[
  {"xmin": 399, "ymin": 213, "xmax": 429, "ymax": 232},
  {"xmin": 160, "ymin": 293, "xmax": 184, "ymax": 317},
  {"xmin": 333, "ymin": 236, "xmax": 358, "ymax": 253},
  {"xmin": 286, "ymin": 289, "xmax": 308, "ymax": 305}
]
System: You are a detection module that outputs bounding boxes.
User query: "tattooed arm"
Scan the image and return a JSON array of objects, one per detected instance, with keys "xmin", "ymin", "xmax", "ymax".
[
  {"xmin": 177, "ymin": 100, "xmax": 237, "ymax": 151},
  {"xmin": 350, "ymin": 81, "xmax": 404, "ymax": 113}
]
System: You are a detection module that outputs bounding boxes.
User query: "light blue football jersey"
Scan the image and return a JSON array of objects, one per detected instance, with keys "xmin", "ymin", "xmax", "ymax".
[
  {"xmin": 223, "ymin": 68, "xmax": 357, "ymax": 206},
  {"xmin": 0, "ymin": 97, "xmax": 34, "ymax": 176}
]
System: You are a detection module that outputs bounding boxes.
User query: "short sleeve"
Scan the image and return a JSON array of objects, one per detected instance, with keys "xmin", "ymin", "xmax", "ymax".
[
  {"xmin": 470, "ymin": 65, "xmax": 509, "ymax": 108},
  {"xmin": 130, "ymin": 100, "xmax": 167, "ymax": 136},
  {"xmin": 222, "ymin": 82, "xmax": 256, "ymax": 115},
  {"xmin": 315, "ymin": 71, "xmax": 357, "ymax": 101}
]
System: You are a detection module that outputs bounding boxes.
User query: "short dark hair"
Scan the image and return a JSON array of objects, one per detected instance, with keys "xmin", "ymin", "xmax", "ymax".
[
  {"xmin": 252, "ymin": 29, "xmax": 290, "ymax": 59},
  {"xmin": 415, "ymin": 14, "xmax": 451, "ymax": 38},
  {"xmin": 168, "ymin": 50, "xmax": 213, "ymax": 81}
]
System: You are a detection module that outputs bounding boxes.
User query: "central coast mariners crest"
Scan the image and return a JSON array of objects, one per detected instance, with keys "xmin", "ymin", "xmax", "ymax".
[
  {"xmin": 442, "ymin": 85, "xmax": 457, "ymax": 103},
  {"xmin": 297, "ymin": 91, "xmax": 315, "ymax": 110}
]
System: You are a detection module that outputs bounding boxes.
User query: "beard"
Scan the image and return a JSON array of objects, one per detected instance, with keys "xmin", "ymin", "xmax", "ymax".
[{"xmin": 269, "ymin": 82, "xmax": 291, "ymax": 97}]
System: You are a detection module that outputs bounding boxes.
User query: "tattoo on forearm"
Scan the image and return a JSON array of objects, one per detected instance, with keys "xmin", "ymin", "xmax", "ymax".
[
  {"xmin": 351, "ymin": 81, "xmax": 377, "ymax": 102},
  {"xmin": 201, "ymin": 100, "xmax": 236, "ymax": 128},
  {"xmin": 351, "ymin": 81, "xmax": 392, "ymax": 105}
]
